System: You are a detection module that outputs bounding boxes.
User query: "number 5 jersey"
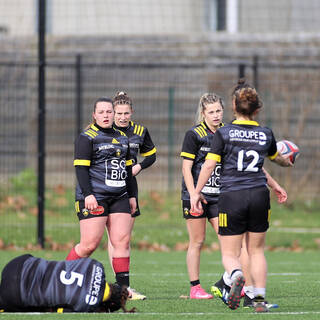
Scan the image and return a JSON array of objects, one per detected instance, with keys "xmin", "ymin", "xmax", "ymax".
[{"xmin": 0, "ymin": 255, "xmax": 107, "ymax": 312}]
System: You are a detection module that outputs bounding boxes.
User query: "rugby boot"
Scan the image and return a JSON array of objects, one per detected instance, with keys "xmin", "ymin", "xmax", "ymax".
[
  {"xmin": 243, "ymin": 294, "xmax": 254, "ymax": 308},
  {"xmin": 253, "ymin": 295, "xmax": 269, "ymax": 313},
  {"xmin": 128, "ymin": 287, "xmax": 147, "ymax": 300},
  {"xmin": 211, "ymin": 280, "xmax": 230, "ymax": 305},
  {"xmin": 227, "ymin": 275, "xmax": 245, "ymax": 310},
  {"xmin": 190, "ymin": 284, "xmax": 213, "ymax": 299}
]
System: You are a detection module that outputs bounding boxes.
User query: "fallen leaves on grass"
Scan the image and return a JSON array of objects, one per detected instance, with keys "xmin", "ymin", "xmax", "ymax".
[
  {"xmin": 174, "ymin": 242, "xmax": 188, "ymax": 251},
  {"xmin": 0, "ymin": 238, "xmax": 5, "ymax": 249},
  {"xmin": 0, "ymin": 237, "xmax": 75, "ymax": 251},
  {"xmin": 53, "ymin": 184, "xmax": 66, "ymax": 195},
  {"xmin": 266, "ymin": 239, "xmax": 303, "ymax": 252},
  {"xmin": 159, "ymin": 212, "xmax": 170, "ymax": 220},
  {"xmin": 52, "ymin": 197, "xmax": 68, "ymax": 208},
  {"xmin": 4, "ymin": 196, "xmax": 28, "ymax": 210},
  {"xmin": 149, "ymin": 191, "xmax": 164, "ymax": 205},
  {"xmin": 137, "ymin": 240, "xmax": 170, "ymax": 252},
  {"xmin": 314, "ymin": 238, "xmax": 320, "ymax": 248}
]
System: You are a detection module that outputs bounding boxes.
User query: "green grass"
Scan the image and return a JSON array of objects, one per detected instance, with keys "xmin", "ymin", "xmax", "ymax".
[
  {"xmin": 0, "ymin": 170, "xmax": 320, "ymax": 319},
  {"xmin": 1, "ymin": 186, "xmax": 320, "ymax": 250},
  {"xmin": 0, "ymin": 249, "xmax": 319, "ymax": 319}
]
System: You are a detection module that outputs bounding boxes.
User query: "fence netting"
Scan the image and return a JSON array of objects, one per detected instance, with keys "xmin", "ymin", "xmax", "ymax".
[{"xmin": 0, "ymin": 0, "xmax": 320, "ymax": 246}]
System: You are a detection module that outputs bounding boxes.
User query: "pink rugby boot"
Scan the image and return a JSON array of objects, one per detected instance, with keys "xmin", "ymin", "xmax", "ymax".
[{"xmin": 190, "ymin": 284, "xmax": 213, "ymax": 299}]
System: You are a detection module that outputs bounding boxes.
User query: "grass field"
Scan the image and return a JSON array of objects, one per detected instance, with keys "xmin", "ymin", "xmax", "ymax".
[
  {"xmin": 0, "ymin": 249, "xmax": 319, "ymax": 320},
  {"xmin": 1, "ymin": 171, "xmax": 320, "ymax": 251},
  {"xmin": 1, "ymin": 170, "xmax": 320, "ymax": 319}
]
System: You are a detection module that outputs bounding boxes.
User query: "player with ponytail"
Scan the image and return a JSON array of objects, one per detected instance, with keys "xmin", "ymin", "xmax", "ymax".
[{"xmin": 191, "ymin": 79, "xmax": 292, "ymax": 312}]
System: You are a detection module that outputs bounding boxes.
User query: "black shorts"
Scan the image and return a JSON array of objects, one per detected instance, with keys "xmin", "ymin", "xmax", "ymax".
[
  {"xmin": 131, "ymin": 198, "xmax": 141, "ymax": 218},
  {"xmin": 0, "ymin": 254, "xmax": 32, "ymax": 310},
  {"xmin": 182, "ymin": 200, "xmax": 218, "ymax": 220},
  {"xmin": 218, "ymin": 186, "xmax": 270, "ymax": 235},
  {"xmin": 131, "ymin": 177, "xmax": 140, "ymax": 218},
  {"xmin": 75, "ymin": 195, "xmax": 131, "ymax": 220}
]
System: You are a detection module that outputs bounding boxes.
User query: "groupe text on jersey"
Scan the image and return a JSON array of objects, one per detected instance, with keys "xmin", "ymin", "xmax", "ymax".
[{"xmin": 206, "ymin": 120, "xmax": 278, "ymax": 193}]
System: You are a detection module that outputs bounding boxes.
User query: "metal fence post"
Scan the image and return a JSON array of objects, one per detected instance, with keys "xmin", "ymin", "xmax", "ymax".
[{"xmin": 37, "ymin": 0, "xmax": 46, "ymax": 248}]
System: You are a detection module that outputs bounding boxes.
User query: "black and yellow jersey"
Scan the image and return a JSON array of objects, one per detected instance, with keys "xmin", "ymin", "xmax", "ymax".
[
  {"xmin": 207, "ymin": 120, "xmax": 278, "ymax": 193},
  {"xmin": 180, "ymin": 121, "xmax": 223, "ymax": 201},
  {"xmin": 0, "ymin": 255, "xmax": 108, "ymax": 312},
  {"xmin": 113, "ymin": 121, "xmax": 156, "ymax": 167},
  {"xmin": 74, "ymin": 124, "xmax": 132, "ymax": 201}
]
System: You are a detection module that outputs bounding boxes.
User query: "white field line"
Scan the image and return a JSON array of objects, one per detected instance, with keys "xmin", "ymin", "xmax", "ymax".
[
  {"xmin": 2, "ymin": 311, "xmax": 320, "ymax": 316},
  {"xmin": 269, "ymin": 227, "xmax": 320, "ymax": 234},
  {"xmin": 131, "ymin": 272, "xmax": 320, "ymax": 277}
]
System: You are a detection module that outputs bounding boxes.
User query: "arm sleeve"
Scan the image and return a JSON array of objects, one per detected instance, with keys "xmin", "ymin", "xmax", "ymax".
[
  {"xmin": 140, "ymin": 153, "xmax": 156, "ymax": 170},
  {"xmin": 139, "ymin": 129, "xmax": 156, "ymax": 170},
  {"xmin": 180, "ymin": 130, "xmax": 198, "ymax": 160},
  {"xmin": 206, "ymin": 130, "xmax": 224, "ymax": 162},
  {"xmin": 125, "ymin": 146, "xmax": 135, "ymax": 197},
  {"xmin": 267, "ymin": 131, "xmax": 278, "ymax": 157},
  {"xmin": 74, "ymin": 135, "xmax": 93, "ymax": 197},
  {"xmin": 75, "ymin": 167, "xmax": 92, "ymax": 197}
]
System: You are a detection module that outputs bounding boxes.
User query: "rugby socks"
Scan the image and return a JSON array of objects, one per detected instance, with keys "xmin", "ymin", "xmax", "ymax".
[
  {"xmin": 223, "ymin": 271, "xmax": 232, "ymax": 287},
  {"xmin": 230, "ymin": 269, "xmax": 243, "ymax": 284},
  {"xmin": 244, "ymin": 285, "xmax": 255, "ymax": 299},
  {"xmin": 254, "ymin": 287, "xmax": 266, "ymax": 298},
  {"xmin": 190, "ymin": 280, "xmax": 200, "ymax": 287},
  {"xmin": 113, "ymin": 257, "xmax": 130, "ymax": 287},
  {"xmin": 66, "ymin": 247, "xmax": 81, "ymax": 260}
]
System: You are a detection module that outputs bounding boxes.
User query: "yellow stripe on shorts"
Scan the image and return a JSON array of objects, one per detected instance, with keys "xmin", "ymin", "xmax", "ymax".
[
  {"xmin": 219, "ymin": 213, "xmax": 227, "ymax": 227},
  {"xmin": 268, "ymin": 209, "xmax": 271, "ymax": 222},
  {"xmin": 75, "ymin": 201, "xmax": 80, "ymax": 213}
]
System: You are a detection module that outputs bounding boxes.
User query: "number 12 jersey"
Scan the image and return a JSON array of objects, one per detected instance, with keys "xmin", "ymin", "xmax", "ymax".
[{"xmin": 206, "ymin": 120, "xmax": 278, "ymax": 193}]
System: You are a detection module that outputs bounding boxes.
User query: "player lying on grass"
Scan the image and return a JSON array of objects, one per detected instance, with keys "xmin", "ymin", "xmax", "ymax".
[{"xmin": 0, "ymin": 254, "xmax": 135, "ymax": 313}]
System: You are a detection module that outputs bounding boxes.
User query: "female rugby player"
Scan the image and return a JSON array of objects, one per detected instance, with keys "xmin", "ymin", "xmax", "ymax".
[
  {"xmin": 181, "ymin": 93, "xmax": 287, "ymax": 301},
  {"xmin": 66, "ymin": 97, "xmax": 136, "ymax": 291},
  {"xmin": 107, "ymin": 91, "xmax": 156, "ymax": 300},
  {"xmin": 181, "ymin": 93, "xmax": 224, "ymax": 299},
  {"xmin": 0, "ymin": 254, "xmax": 134, "ymax": 313},
  {"xmin": 191, "ymin": 79, "xmax": 292, "ymax": 312}
]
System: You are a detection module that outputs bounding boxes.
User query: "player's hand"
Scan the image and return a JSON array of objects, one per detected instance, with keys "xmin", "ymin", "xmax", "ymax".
[
  {"xmin": 280, "ymin": 153, "xmax": 294, "ymax": 167},
  {"xmin": 129, "ymin": 197, "xmax": 137, "ymax": 215},
  {"xmin": 132, "ymin": 164, "xmax": 142, "ymax": 176},
  {"xmin": 84, "ymin": 195, "xmax": 98, "ymax": 210},
  {"xmin": 272, "ymin": 185, "xmax": 287, "ymax": 203},
  {"xmin": 190, "ymin": 192, "xmax": 204, "ymax": 216},
  {"xmin": 199, "ymin": 193, "xmax": 207, "ymax": 204}
]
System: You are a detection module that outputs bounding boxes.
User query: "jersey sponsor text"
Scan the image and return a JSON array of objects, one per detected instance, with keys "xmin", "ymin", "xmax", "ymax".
[{"xmin": 229, "ymin": 129, "xmax": 267, "ymax": 145}]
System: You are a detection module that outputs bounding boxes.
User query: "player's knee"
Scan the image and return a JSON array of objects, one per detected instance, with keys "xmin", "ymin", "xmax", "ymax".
[
  {"xmin": 113, "ymin": 236, "xmax": 130, "ymax": 251},
  {"xmin": 79, "ymin": 241, "xmax": 99, "ymax": 256},
  {"xmin": 190, "ymin": 237, "xmax": 205, "ymax": 249}
]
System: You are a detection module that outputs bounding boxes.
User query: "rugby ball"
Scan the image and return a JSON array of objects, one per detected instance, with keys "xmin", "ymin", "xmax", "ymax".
[{"xmin": 276, "ymin": 140, "xmax": 300, "ymax": 164}]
